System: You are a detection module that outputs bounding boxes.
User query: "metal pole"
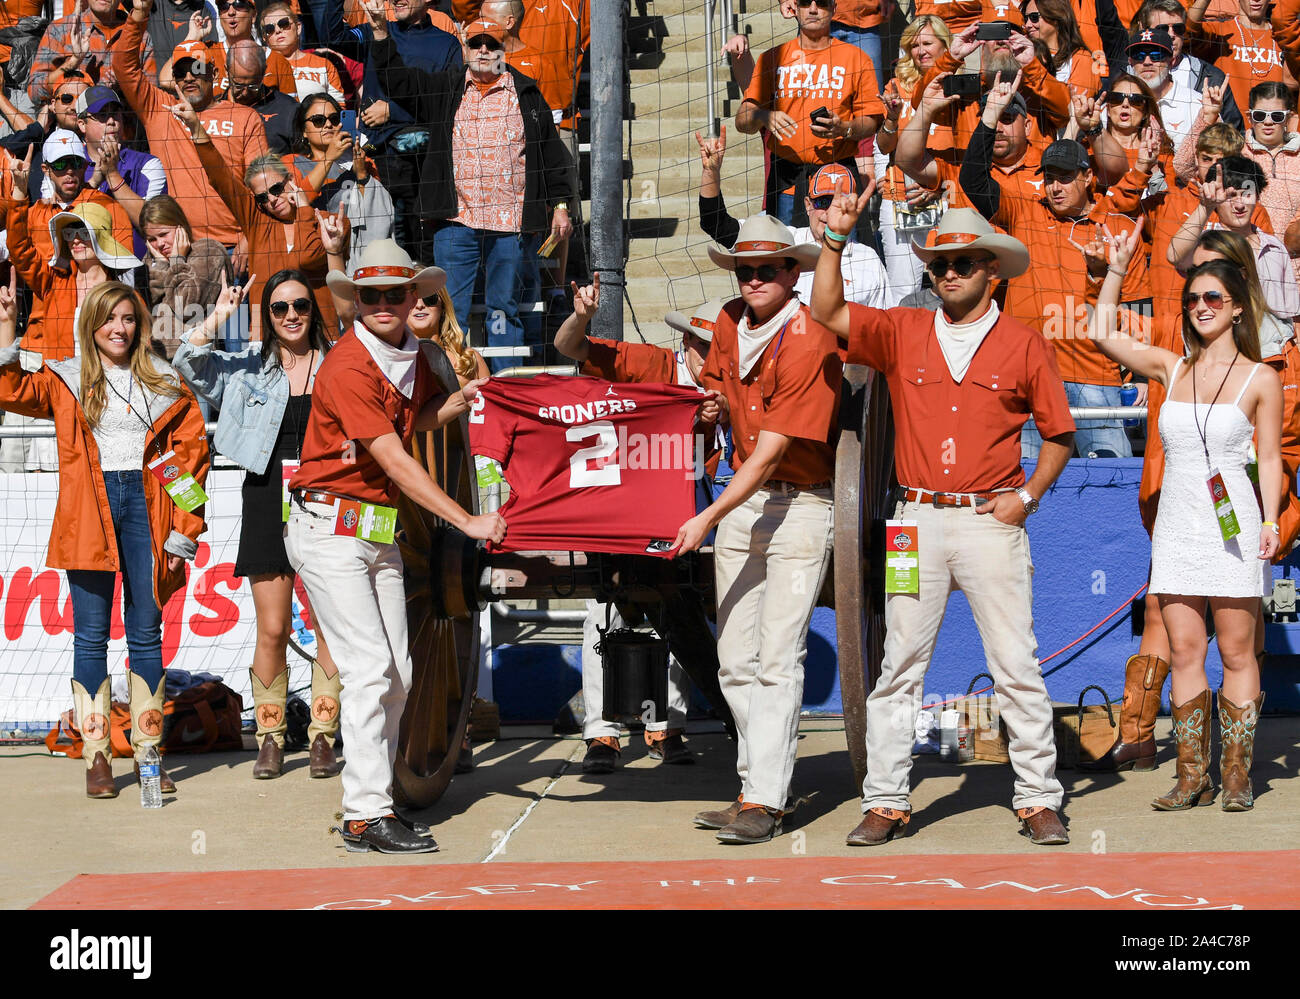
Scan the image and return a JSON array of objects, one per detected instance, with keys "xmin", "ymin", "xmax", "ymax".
[
  {"xmin": 589, "ymin": 0, "xmax": 626, "ymax": 342},
  {"xmin": 705, "ymin": 1, "xmax": 717, "ymax": 138}
]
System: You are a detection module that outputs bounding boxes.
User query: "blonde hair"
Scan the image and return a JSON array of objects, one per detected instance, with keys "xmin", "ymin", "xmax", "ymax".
[
  {"xmin": 430, "ymin": 286, "xmax": 480, "ymax": 381},
  {"xmin": 78, "ymin": 283, "xmax": 180, "ymax": 429},
  {"xmin": 894, "ymin": 16, "xmax": 953, "ymax": 92}
]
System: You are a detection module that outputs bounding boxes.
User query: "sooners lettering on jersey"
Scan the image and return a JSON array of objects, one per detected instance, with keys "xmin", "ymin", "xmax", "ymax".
[{"xmin": 469, "ymin": 375, "xmax": 704, "ymax": 556}]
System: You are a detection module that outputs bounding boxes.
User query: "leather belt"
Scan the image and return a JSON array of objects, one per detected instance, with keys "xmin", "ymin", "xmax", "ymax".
[
  {"xmin": 292, "ymin": 489, "xmax": 340, "ymax": 507},
  {"xmin": 764, "ymin": 479, "xmax": 832, "ymax": 493},
  {"xmin": 894, "ymin": 486, "xmax": 1002, "ymax": 508}
]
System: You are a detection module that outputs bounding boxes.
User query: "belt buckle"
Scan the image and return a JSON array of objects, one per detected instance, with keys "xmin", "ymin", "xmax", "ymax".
[{"xmin": 931, "ymin": 490, "xmax": 945, "ymax": 509}]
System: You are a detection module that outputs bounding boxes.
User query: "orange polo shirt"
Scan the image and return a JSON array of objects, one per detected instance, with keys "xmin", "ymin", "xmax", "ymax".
[
  {"xmin": 581, "ymin": 338, "xmax": 678, "ymax": 385},
  {"xmin": 845, "ymin": 303, "xmax": 1075, "ymax": 492},
  {"xmin": 1186, "ymin": 16, "xmax": 1285, "ymax": 119},
  {"xmin": 991, "ymin": 165, "xmax": 1151, "ymax": 386},
  {"xmin": 743, "ymin": 37, "xmax": 884, "ymax": 166},
  {"xmin": 700, "ymin": 300, "xmax": 842, "ymax": 487},
  {"xmin": 507, "ymin": 41, "xmax": 570, "ymax": 120},
  {"xmin": 290, "ymin": 327, "xmax": 434, "ymax": 507}
]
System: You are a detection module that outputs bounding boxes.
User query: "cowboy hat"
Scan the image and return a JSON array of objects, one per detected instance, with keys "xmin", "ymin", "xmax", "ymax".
[
  {"xmin": 49, "ymin": 202, "xmax": 141, "ymax": 272},
  {"xmin": 664, "ymin": 297, "xmax": 729, "ymax": 342},
  {"xmin": 707, "ymin": 214, "xmax": 821, "ymax": 272},
  {"xmin": 910, "ymin": 207, "xmax": 1029, "ymax": 278},
  {"xmin": 325, "ymin": 238, "xmax": 447, "ymax": 298}
]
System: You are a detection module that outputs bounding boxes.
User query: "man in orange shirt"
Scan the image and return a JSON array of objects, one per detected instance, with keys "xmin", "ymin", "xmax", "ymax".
[
  {"xmin": 114, "ymin": 0, "xmax": 269, "ymax": 249},
  {"xmin": 674, "ymin": 215, "xmax": 842, "ymax": 845},
  {"xmin": 811, "ymin": 203, "xmax": 1074, "ymax": 849},
  {"xmin": 1187, "ymin": 0, "xmax": 1285, "ymax": 116},
  {"xmin": 962, "ymin": 74, "xmax": 1154, "ymax": 458},
  {"xmin": 737, "ymin": 0, "xmax": 884, "ymax": 227}
]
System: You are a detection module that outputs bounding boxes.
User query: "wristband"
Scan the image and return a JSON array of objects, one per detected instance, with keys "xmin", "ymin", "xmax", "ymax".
[
  {"xmin": 110, "ymin": 177, "xmax": 126, "ymax": 192},
  {"xmin": 823, "ymin": 234, "xmax": 847, "ymax": 252},
  {"xmin": 881, "ymin": 121, "xmax": 897, "ymax": 134},
  {"xmin": 1107, "ymin": 267, "xmax": 1127, "ymax": 277},
  {"xmin": 1263, "ymin": 521, "xmax": 1280, "ymax": 532},
  {"xmin": 823, "ymin": 228, "xmax": 849, "ymax": 244}
]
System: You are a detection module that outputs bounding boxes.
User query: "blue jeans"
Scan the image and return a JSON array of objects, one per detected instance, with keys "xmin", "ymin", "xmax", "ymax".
[
  {"xmin": 433, "ymin": 223, "xmax": 525, "ymax": 374},
  {"xmin": 1021, "ymin": 382, "xmax": 1133, "ymax": 460},
  {"xmin": 67, "ymin": 470, "xmax": 164, "ymax": 692},
  {"xmin": 831, "ymin": 24, "xmax": 886, "ymax": 90}
]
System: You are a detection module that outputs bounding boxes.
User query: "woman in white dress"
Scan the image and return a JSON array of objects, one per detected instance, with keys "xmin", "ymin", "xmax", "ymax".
[{"xmin": 1088, "ymin": 222, "xmax": 1283, "ymax": 813}]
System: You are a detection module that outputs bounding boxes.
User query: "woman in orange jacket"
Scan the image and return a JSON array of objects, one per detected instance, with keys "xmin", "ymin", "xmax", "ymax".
[{"xmin": 0, "ymin": 281, "xmax": 210, "ymax": 799}]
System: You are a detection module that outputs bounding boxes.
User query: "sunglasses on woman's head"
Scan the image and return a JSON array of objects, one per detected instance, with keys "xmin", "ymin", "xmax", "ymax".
[
  {"xmin": 269, "ymin": 297, "xmax": 312, "ymax": 318},
  {"xmin": 306, "ymin": 112, "xmax": 343, "ymax": 128},
  {"xmin": 358, "ymin": 286, "xmax": 411, "ymax": 306},
  {"xmin": 1251, "ymin": 109, "xmax": 1288, "ymax": 124},
  {"xmin": 1106, "ymin": 91, "xmax": 1146, "ymax": 108},
  {"xmin": 1184, "ymin": 290, "xmax": 1229, "ymax": 310},
  {"xmin": 262, "ymin": 16, "xmax": 294, "ymax": 33},
  {"xmin": 734, "ymin": 263, "xmax": 789, "ymax": 283},
  {"xmin": 253, "ymin": 179, "xmax": 289, "ymax": 205},
  {"xmin": 925, "ymin": 255, "xmax": 984, "ymax": 279}
]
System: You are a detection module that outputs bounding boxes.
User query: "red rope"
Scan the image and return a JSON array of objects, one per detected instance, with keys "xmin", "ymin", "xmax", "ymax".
[{"xmin": 928, "ymin": 583, "xmax": 1150, "ymax": 706}]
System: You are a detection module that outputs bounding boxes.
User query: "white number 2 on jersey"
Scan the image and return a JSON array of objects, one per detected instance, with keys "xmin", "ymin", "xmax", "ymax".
[
  {"xmin": 566, "ymin": 420, "xmax": 620, "ymax": 488},
  {"xmin": 468, "ymin": 393, "xmax": 486, "ymax": 424}
]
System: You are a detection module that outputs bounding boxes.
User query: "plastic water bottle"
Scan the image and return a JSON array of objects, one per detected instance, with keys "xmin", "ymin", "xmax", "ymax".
[
  {"xmin": 139, "ymin": 747, "xmax": 162, "ymax": 809},
  {"xmin": 1120, "ymin": 382, "xmax": 1140, "ymax": 428}
]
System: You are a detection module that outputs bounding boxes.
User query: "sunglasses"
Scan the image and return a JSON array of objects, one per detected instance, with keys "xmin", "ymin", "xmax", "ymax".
[
  {"xmin": 1130, "ymin": 48, "xmax": 1169, "ymax": 63},
  {"xmin": 358, "ymin": 286, "xmax": 411, "ymax": 306},
  {"xmin": 269, "ymin": 297, "xmax": 312, "ymax": 318},
  {"xmin": 217, "ymin": 0, "xmax": 254, "ymax": 9},
  {"xmin": 735, "ymin": 263, "xmax": 789, "ymax": 283},
  {"xmin": 810, "ymin": 195, "xmax": 834, "ymax": 211},
  {"xmin": 420, "ymin": 294, "xmax": 442, "ymax": 308},
  {"xmin": 61, "ymin": 225, "xmax": 91, "ymax": 244},
  {"xmin": 261, "ymin": 16, "xmax": 294, "ymax": 33},
  {"xmin": 53, "ymin": 92, "xmax": 81, "ymax": 105},
  {"xmin": 1251, "ymin": 109, "xmax": 1288, "ymax": 124},
  {"xmin": 87, "ymin": 108, "xmax": 122, "ymax": 122},
  {"xmin": 1161, "ymin": 23, "xmax": 1187, "ymax": 36},
  {"xmin": 1106, "ymin": 91, "xmax": 1146, "ymax": 108},
  {"xmin": 795, "ymin": 0, "xmax": 834, "ymax": 7},
  {"xmin": 467, "ymin": 37, "xmax": 504, "ymax": 50},
  {"xmin": 1184, "ymin": 290, "xmax": 1230, "ymax": 310},
  {"xmin": 1025, "ymin": 11, "xmax": 1042, "ymax": 21},
  {"xmin": 306, "ymin": 112, "xmax": 343, "ymax": 128},
  {"xmin": 229, "ymin": 79, "xmax": 264, "ymax": 93},
  {"xmin": 47, "ymin": 156, "xmax": 86, "ymax": 172},
  {"xmin": 926, "ymin": 255, "xmax": 986, "ymax": 279},
  {"xmin": 175, "ymin": 61, "xmax": 213, "ymax": 80},
  {"xmin": 253, "ymin": 179, "xmax": 289, "ymax": 205}
]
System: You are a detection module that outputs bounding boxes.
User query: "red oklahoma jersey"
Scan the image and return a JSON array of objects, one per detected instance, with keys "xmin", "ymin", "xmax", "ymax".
[{"xmin": 469, "ymin": 375, "xmax": 703, "ymax": 556}]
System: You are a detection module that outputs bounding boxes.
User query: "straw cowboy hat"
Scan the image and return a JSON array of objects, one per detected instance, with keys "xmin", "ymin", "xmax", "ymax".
[
  {"xmin": 325, "ymin": 238, "xmax": 447, "ymax": 298},
  {"xmin": 707, "ymin": 214, "xmax": 820, "ymax": 272},
  {"xmin": 48, "ymin": 202, "xmax": 141, "ymax": 272},
  {"xmin": 664, "ymin": 298, "xmax": 729, "ymax": 342},
  {"xmin": 910, "ymin": 207, "xmax": 1029, "ymax": 279}
]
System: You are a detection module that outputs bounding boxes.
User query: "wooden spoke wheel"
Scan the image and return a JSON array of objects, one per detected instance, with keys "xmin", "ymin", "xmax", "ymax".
[
  {"xmin": 833, "ymin": 364, "xmax": 896, "ymax": 793},
  {"xmin": 393, "ymin": 347, "xmax": 481, "ymax": 809}
]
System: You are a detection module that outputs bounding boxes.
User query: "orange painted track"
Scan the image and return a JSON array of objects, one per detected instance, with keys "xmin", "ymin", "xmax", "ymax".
[{"xmin": 32, "ymin": 850, "xmax": 1300, "ymax": 910}]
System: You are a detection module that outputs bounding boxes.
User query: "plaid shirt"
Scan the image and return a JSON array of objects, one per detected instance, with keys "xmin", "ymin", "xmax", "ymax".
[
  {"xmin": 452, "ymin": 72, "xmax": 526, "ymax": 233},
  {"xmin": 29, "ymin": 11, "xmax": 158, "ymax": 106}
]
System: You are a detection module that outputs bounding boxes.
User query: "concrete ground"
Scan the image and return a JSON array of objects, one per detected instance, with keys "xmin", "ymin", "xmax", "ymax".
[{"xmin": 4, "ymin": 717, "xmax": 1298, "ymax": 909}]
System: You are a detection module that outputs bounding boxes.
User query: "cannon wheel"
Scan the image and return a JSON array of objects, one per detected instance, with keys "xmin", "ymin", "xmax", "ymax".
[
  {"xmin": 833, "ymin": 364, "xmax": 895, "ymax": 793},
  {"xmin": 392, "ymin": 347, "xmax": 480, "ymax": 810}
]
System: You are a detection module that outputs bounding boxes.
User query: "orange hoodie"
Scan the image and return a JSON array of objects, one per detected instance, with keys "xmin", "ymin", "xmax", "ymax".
[{"xmin": 0, "ymin": 348, "xmax": 210, "ymax": 607}]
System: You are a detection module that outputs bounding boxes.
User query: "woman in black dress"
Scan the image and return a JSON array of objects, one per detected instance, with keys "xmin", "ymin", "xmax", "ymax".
[{"xmin": 174, "ymin": 268, "xmax": 343, "ymax": 780}]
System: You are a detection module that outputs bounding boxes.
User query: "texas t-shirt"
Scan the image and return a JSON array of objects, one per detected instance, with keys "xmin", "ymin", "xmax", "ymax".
[{"xmin": 469, "ymin": 375, "xmax": 703, "ymax": 555}]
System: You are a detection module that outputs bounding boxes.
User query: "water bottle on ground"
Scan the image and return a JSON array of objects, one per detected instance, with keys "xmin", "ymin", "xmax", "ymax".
[{"xmin": 140, "ymin": 747, "xmax": 162, "ymax": 808}]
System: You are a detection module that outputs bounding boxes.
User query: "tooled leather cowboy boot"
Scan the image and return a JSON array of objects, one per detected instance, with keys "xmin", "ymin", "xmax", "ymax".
[
  {"xmin": 1218, "ymin": 690, "xmax": 1264, "ymax": 812},
  {"xmin": 307, "ymin": 660, "xmax": 343, "ymax": 778},
  {"xmin": 1152, "ymin": 688, "xmax": 1214, "ymax": 810},
  {"xmin": 250, "ymin": 667, "xmax": 288, "ymax": 779},
  {"xmin": 1082, "ymin": 654, "xmax": 1170, "ymax": 772},
  {"xmin": 72, "ymin": 678, "xmax": 117, "ymax": 798},
  {"xmin": 129, "ymin": 672, "xmax": 176, "ymax": 793}
]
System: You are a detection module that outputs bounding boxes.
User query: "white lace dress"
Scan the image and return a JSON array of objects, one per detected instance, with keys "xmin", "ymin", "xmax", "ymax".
[{"xmin": 1150, "ymin": 359, "xmax": 1271, "ymax": 599}]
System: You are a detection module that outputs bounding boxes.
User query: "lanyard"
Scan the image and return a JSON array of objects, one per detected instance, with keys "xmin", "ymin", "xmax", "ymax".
[
  {"xmin": 285, "ymin": 348, "xmax": 315, "ymax": 463},
  {"xmin": 1191, "ymin": 352, "xmax": 1238, "ymax": 467},
  {"xmin": 103, "ymin": 369, "xmax": 163, "ymax": 461}
]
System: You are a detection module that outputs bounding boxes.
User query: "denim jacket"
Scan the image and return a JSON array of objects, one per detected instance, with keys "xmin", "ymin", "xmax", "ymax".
[{"xmin": 173, "ymin": 337, "xmax": 289, "ymax": 477}]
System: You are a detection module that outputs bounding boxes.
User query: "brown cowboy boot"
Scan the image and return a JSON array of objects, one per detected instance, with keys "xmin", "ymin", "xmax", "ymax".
[
  {"xmin": 129, "ymin": 672, "xmax": 176, "ymax": 793},
  {"xmin": 72, "ymin": 678, "xmax": 117, "ymax": 798},
  {"xmin": 250, "ymin": 667, "xmax": 288, "ymax": 779},
  {"xmin": 1152, "ymin": 688, "xmax": 1214, "ymax": 810},
  {"xmin": 1082, "ymin": 654, "xmax": 1170, "ymax": 772},
  {"xmin": 1218, "ymin": 690, "xmax": 1264, "ymax": 812},
  {"xmin": 307, "ymin": 661, "xmax": 343, "ymax": 778}
]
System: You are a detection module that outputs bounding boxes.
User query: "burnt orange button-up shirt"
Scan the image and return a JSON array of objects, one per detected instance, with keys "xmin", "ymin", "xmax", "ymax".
[
  {"xmin": 846, "ymin": 304, "xmax": 1074, "ymax": 493},
  {"xmin": 701, "ymin": 300, "xmax": 842, "ymax": 487},
  {"xmin": 582, "ymin": 338, "xmax": 677, "ymax": 385}
]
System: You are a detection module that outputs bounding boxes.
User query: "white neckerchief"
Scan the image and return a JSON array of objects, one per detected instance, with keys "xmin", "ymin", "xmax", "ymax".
[
  {"xmin": 737, "ymin": 295, "xmax": 800, "ymax": 379},
  {"xmin": 934, "ymin": 301, "xmax": 999, "ymax": 384},
  {"xmin": 675, "ymin": 349, "xmax": 700, "ymax": 391},
  {"xmin": 354, "ymin": 320, "xmax": 420, "ymax": 398}
]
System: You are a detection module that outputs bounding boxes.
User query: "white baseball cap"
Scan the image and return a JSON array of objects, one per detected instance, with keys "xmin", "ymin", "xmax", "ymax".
[{"xmin": 42, "ymin": 129, "xmax": 88, "ymax": 164}]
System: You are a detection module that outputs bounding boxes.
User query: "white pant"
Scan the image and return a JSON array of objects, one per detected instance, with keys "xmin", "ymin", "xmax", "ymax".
[
  {"xmin": 714, "ymin": 486, "xmax": 833, "ymax": 810},
  {"xmin": 285, "ymin": 501, "xmax": 411, "ymax": 821},
  {"xmin": 862, "ymin": 500, "xmax": 1063, "ymax": 812},
  {"xmin": 581, "ymin": 599, "xmax": 688, "ymax": 739},
  {"xmin": 877, "ymin": 198, "xmax": 929, "ymax": 304},
  {"xmin": 0, "ymin": 411, "xmax": 58, "ymax": 472}
]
